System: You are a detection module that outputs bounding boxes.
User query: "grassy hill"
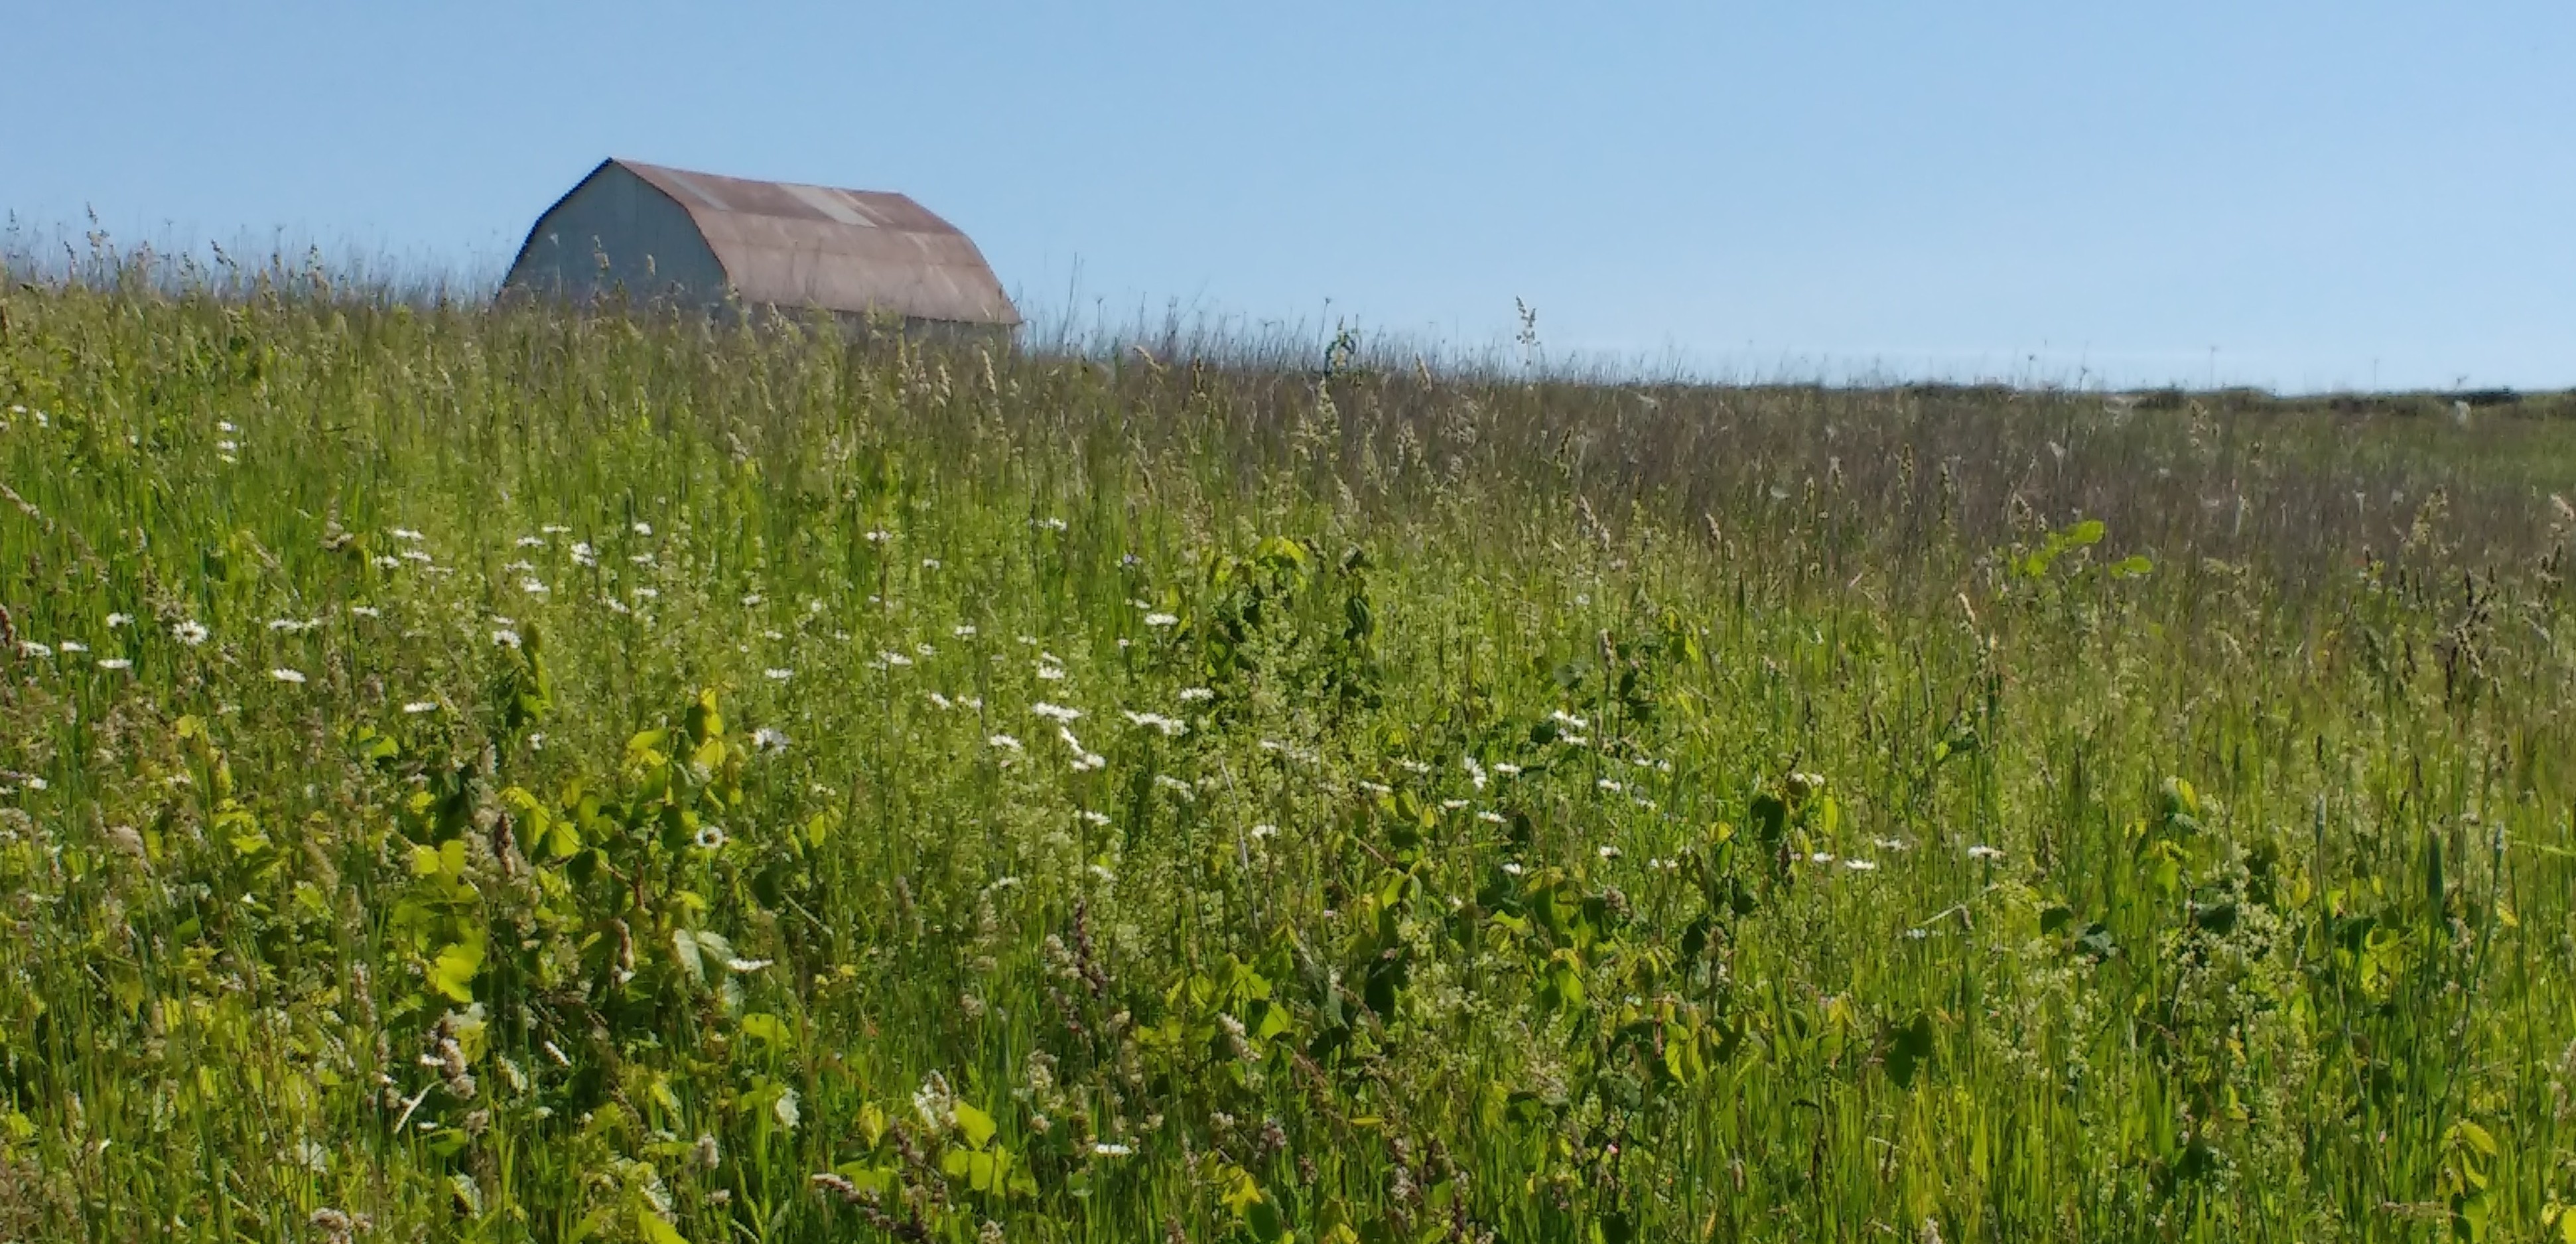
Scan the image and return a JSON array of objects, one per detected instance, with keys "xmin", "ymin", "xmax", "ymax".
[{"xmin": 3, "ymin": 275, "xmax": 2573, "ymax": 1242}]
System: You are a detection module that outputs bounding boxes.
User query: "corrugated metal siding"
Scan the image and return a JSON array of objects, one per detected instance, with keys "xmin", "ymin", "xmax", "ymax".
[
  {"xmin": 618, "ymin": 160, "xmax": 1020, "ymax": 328},
  {"xmin": 502, "ymin": 163, "xmax": 729, "ymax": 306}
]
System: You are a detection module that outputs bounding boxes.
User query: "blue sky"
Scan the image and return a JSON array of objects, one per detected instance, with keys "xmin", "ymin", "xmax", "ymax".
[{"xmin": 7, "ymin": 1, "xmax": 2569, "ymax": 390}]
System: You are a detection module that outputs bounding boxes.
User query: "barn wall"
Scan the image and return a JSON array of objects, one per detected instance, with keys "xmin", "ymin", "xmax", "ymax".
[{"xmin": 502, "ymin": 165, "xmax": 729, "ymax": 307}]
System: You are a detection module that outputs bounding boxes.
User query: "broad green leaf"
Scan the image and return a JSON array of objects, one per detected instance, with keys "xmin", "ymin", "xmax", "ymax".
[{"xmin": 953, "ymin": 1101, "xmax": 998, "ymax": 1148}]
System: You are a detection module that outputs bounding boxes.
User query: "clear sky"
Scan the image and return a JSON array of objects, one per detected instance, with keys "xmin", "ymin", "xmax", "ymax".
[{"xmin": 7, "ymin": 1, "xmax": 2569, "ymax": 390}]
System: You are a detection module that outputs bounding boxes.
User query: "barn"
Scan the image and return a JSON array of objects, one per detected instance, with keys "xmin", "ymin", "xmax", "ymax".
[{"xmin": 502, "ymin": 158, "xmax": 1020, "ymax": 338}]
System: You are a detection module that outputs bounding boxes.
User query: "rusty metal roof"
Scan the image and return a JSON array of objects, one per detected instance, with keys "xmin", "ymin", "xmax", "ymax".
[{"xmin": 612, "ymin": 158, "xmax": 1019, "ymax": 327}]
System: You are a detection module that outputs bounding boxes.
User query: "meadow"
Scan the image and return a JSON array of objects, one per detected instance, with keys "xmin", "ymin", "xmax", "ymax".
[{"xmin": 2, "ymin": 264, "xmax": 2574, "ymax": 1243}]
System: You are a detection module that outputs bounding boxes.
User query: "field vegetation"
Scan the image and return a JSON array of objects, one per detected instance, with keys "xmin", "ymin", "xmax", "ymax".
[{"xmin": 3, "ymin": 262, "xmax": 2575, "ymax": 1242}]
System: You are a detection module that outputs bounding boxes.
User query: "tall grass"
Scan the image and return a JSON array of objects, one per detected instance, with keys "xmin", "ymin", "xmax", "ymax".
[{"xmin": 2, "ymin": 267, "xmax": 2573, "ymax": 1243}]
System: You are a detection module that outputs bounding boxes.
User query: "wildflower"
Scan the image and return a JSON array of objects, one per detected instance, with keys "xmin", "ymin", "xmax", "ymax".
[
  {"xmin": 1122, "ymin": 710, "xmax": 1186, "ymax": 736},
  {"xmin": 1059, "ymin": 726, "xmax": 1106, "ymax": 771},
  {"xmin": 54, "ymin": 639, "xmax": 87, "ymax": 654},
  {"xmin": 764, "ymin": 667, "xmax": 793, "ymax": 681},
  {"xmin": 519, "ymin": 577, "xmax": 549, "ymax": 595},
  {"xmin": 1153, "ymin": 774, "xmax": 1195, "ymax": 798},
  {"xmin": 1809, "ymin": 852, "xmax": 1836, "ymax": 865},
  {"xmin": 632, "ymin": 587, "xmax": 659, "ymax": 599},
  {"xmin": 631, "ymin": 553, "xmax": 655, "ymax": 565},
  {"xmin": 724, "ymin": 957, "xmax": 772, "ymax": 973},
  {"xmin": 912, "ymin": 1072, "xmax": 956, "ymax": 1128},
  {"xmin": 632, "ymin": 522, "xmax": 652, "ymax": 535},
  {"xmin": 915, "ymin": 643, "xmax": 935, "ymax": 657},
  {"xmin": 490, "ymin": 629, "xmax": 521, "ymax": 648},
  {"xmin": 1597, "ymin": 779, "xmax": 1624, "ymax": 794},
  {"xmin": 1036, "ymin": 663, "xmax": 1067, "ymax": 681},
  {"xmin": 1143, "ymin": 612, "xmax": 1178, "ymax": 628},
  {"xmin": 693, "ymin": 825, "xmax": 728, "ymax": 850},
  {"xmin": 401, "ymin": 549, "xmax": 433, "ymax": 565},
  {"xmin": 810, "ymin": 1172, "xmax": 862, "ymax": 1202},
  {"xmin": 1091, "ymin": 1142, "xmax": 1133, "ymax": 1157},
  {"xmin": 865, "ymin": 529, "xmax": 893, "ymax": 543},
  {"xmin": 1398, "ymin": 758, "xmax": 1432, "ymax": 775},
  {"xmin": 1872, "ymin": 836, "xmax": 1912, "ymax": 852},
  {"xmin": 571, "ymin": 542, "xmax": 596, "ymax": 566},
  {"xmin": 876, "ymin": 651, "xmax": 913, "ymax": 667},
  {"xmin": 1551, "ymin": 709, "xmax": 1590, "ymax": 730},
  {"xmin": 1966, "ymin": 844, "xmax": 2005, "ymax": 861},
  {"xmin": 1477, "ymin": 811, "xmax": 1505, "ymax": 824},
  {"xmin": 953, "ymin": 624, "xmax": 978, "ymax": 638},
  {"xmin": 1440, "ymin": 798, "xmax": 1469, "ymax": 810},
  {"xmin": 218, "ymin": 420, "xmax": 238, "ymax": 434},
  {"xmin": 348, "ymin": 605, "xmax": 379, "ymax": 618},
  {"xmin": 107, "ymin": 613, "xmax": 132, "ymax": 628},
  {"xmin": 1358, "ymin": 780, "xmax": 1393, "ymax": 795},
  {"xmin": 742, "ymin": 592, "xmax": 763, "ymax": 606},
  {"xmin": 1033, "ymin": 701, "xmax": 1083, "ymax": 723},
  {"xmin": 1502, "ymin": 862, "xmax": 1525, "ymax": 876},
  {"xmin": 988, "ymin": 734, "xmax": 1023, "ymax": 751},
  {"xmin": 694, "ymin": 1134, "xmax": 722, "ymax": 1170},
  {"xmin": 1034, "ymin": 517, "xmax": 1067, "ymax": 531},
  {"xmin": 172, "ymin": 620, "xmax": 210, "ymax": 646},
  {"xmin": 1250, "ymin": 823, "xmax": 1278, "ymax": 839},
  {"xmin": 16, "ymin": 642, "xmax": 50, "ymax": 658},
  {"xmin": 372, "ymin": 555, "xmax": 401, "ymax": 569},
  {"xmin": 1844, "ymin": 858, "xmax": 1877, "ymax": 872},
  {"xmin": 928, "ymin": 691, "xmax": 955, "ymax": 709},
  {"xmin": 1077, "ymin": 811, "xmax": 1110, "ymax": 826},
  {"xmin": 1597, "ymin": 845, "xmax": 1622, "ymax": 860},
  {"xmin": 391, "ymin": 528, "xmax": 425, "ymax": 542},
  {"xmin": 753, "ymin": 727, "xmax": 790, "ymax": 754},
  {"xmin": 97, "ymin": 657, "xmax": 133, "ymax": 671},
  {"xmin": 515, "ymin": 535, "xmax": 546, "ymax": 548},
  {"xmin": 403, "ymin": 701, "xmax": 439, "ymax": 715},
  {"xmin": 922, "ymin": 558, "xmax": 941, "ymax": 569},
  {"xmin": 1465, "ymin": 756, "xmax": 1488, "ymax": 790},
  {"xmin": 270, "ymin": 668, "xmax": 307, "ymax": 684},
  {"xmin": 1178, "ymin": 686, "xmax": 1214, "ymax": 703},
  {"xmin": 1493, "ymin": 762, "xmax": 1523, "ymax": 776}
]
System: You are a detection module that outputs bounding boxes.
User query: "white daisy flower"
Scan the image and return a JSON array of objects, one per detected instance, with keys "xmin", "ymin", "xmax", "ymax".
[
  {"xmin": 491, "ymin": 629, "xmax": 521, "ymax": 648},
  {"xmin": 764, "ymin": 667, "xmax": 793, "ymax": 682},
  {"xmin": 172, "ymin": 620, "xmax": 210, "ymax": 646},
  {"xmin": 97, "ymin": 657, "xmax": 133, "ymax": 671},
  {"xmin": 403, "ymin": 701, "xmax": 439, "ymax": 715},
  {"xmin": 270, "ymin": 668, "xmax": 307, "ymax": 684},
  {"xmin": 1142, "ymin": 612, "xmax": 1178, "ymax": 628}
]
